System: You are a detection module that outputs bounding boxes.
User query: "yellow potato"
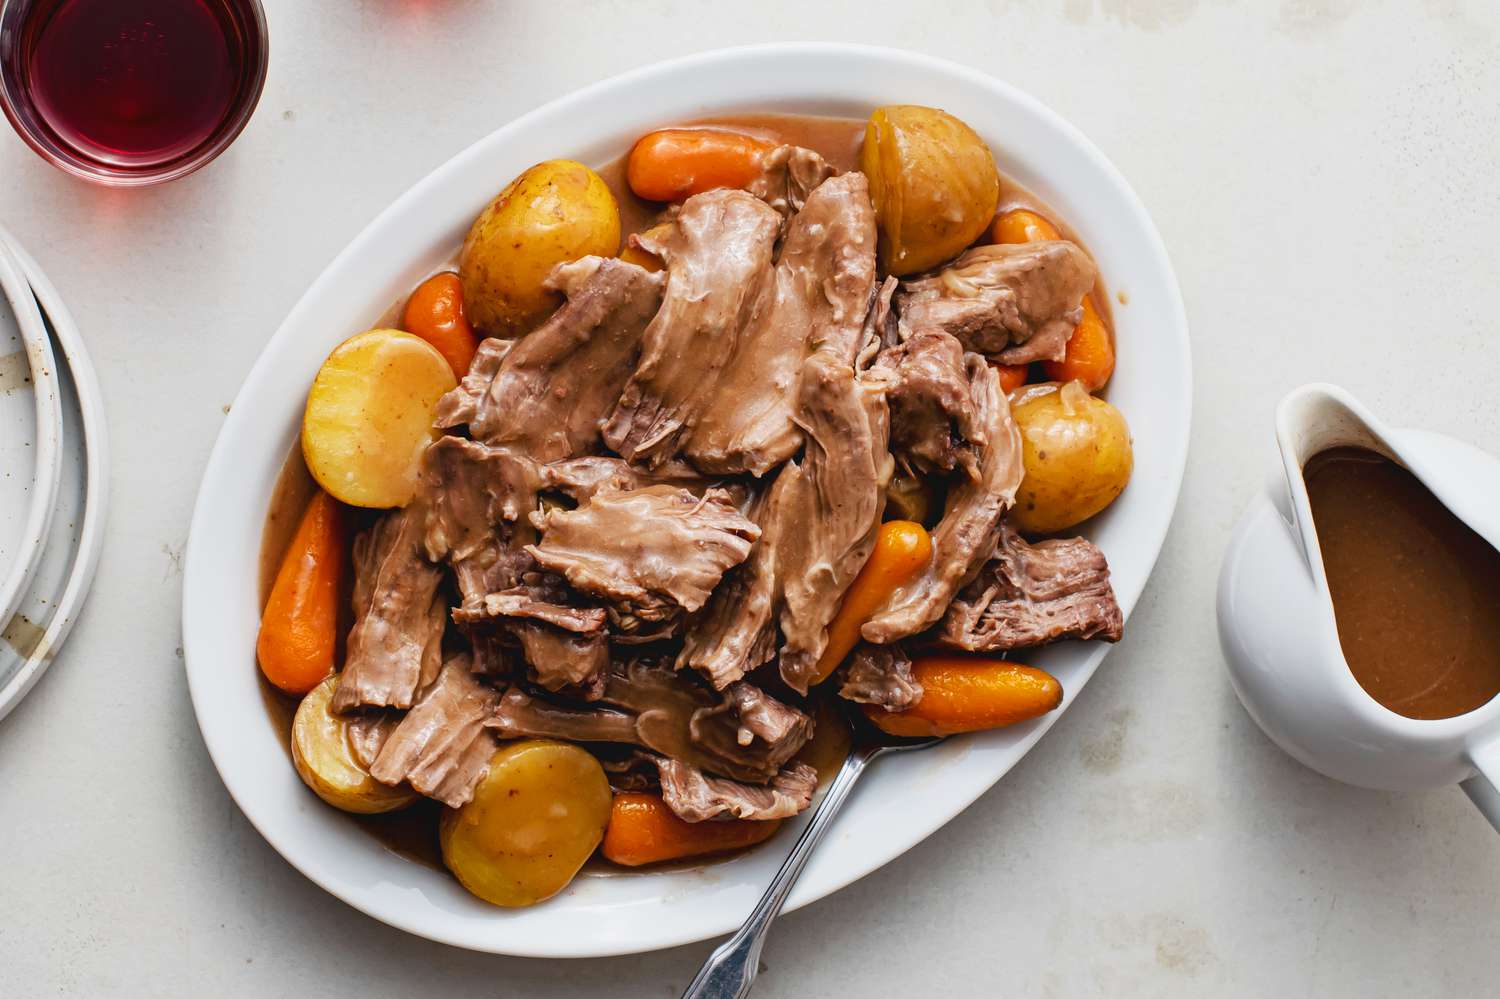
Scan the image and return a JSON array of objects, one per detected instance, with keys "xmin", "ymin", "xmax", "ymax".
[
  {"xmin": 1011, "ymin": 380, "xmax": 1133, "ymax": 533},
  {"xmin": 291, "ymin": 676, "xmax": 418, "ymax": 814},
  {"xmin": 440, "ymin": 740, "xmax": 611, "ymax": 908},
  {"xmin": 459, "ymin": 160, "xmax": 621, "ymax": 336},
  {"xmin": 861, "ymin": 105, "xmax": 1000, "ymax": 276},
  {"xmin": 301, "ymin": 329, "xmax": 456, "ymax": 509}
]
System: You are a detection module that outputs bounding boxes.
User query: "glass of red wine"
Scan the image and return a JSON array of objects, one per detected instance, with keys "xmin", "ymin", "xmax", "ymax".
[{"xmin": 0, "ymin": 0, "xmax": 267, "ymax": 186}]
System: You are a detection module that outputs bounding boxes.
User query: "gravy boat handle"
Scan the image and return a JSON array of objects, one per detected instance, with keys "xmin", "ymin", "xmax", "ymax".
[{"xmin": 1462, "ymin": 738, "xmax": 1500, "ymax": 835}]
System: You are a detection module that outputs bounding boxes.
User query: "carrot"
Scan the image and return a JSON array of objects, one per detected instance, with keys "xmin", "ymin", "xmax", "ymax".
[
  {"xmin": 995, "ymin": 363, "xmax": 1029, "ymax": 395},
  {"xmin": 618, "ymin": 222, "xmax": 673, "ymax": 273},
  {"xmin": 600, "ymin": 793, "xmax": 781, "ymax": 867},
  {"xmin": 864, "ymin": 656, "xmax": 1062, "ymax": 737},
  {"xmin": 257, "ymin": 490, "xmax": 346, "ymax": 695},
  {"xmin": 1042, "ymin": 295, "xmax": 1114, "ymax": 391},
  {"xmin": 811, "ymin": 520, "xmax": 933, "ymax": 685},
  {"xmin": 402, "ymin": 272, "xmax": 479, "ymax": 378},
  {"xmin": 626, "ymin": 129, "xmax": 773, "ymax": 203},
  {"xmin": 991, "ymin": 209, "xmax": 1114, "ymax": 392},
  {"xmin": 990, "ymin": 208, "xmax": 1061, "ymax": 245}
]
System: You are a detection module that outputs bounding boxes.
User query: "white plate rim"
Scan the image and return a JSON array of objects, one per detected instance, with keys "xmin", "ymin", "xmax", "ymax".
[
  {"xmin": 182, "ymin": 42, "xmax": 1192, "ymax": 958},
  {"xmin": 0, "ymin": 237, "xmax": 62, "ymax": 640},
  {"xmin": 0, "ymin": 228, "xmax": 111, "ymax": 723}
]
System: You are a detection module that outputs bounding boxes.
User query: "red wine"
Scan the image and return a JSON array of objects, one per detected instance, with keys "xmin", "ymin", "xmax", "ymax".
[{"xmin": 20, "ymin": 0, "xmax": 254, "ymax": 167}]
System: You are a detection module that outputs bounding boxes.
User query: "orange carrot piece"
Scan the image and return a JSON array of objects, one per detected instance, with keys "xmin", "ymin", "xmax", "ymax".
[
  {"xmin": 990, "ymin": 208, "xmax": 1062, "ymax": 245},
  {"xmin": 618, "ymin": 222, "xmax": 674, "ymax": 273},
  {"xmin": 865, "ymin": 656, "xmax": 1062, "ymax": 737},
  {"xmin": 257, "ymin": 491, "xmax": 346, "ymax": 695},
  {"xmin": 995, "ymin": 363, "xmax": 1029, "ymax": 394},
  {"xmin": 601, "ymin": 793, "xmax": 781, "ymax": 867},
  {"xmin": 991, "ymin": 209, "xmax": 1114, "ymax": 392},
  {"xmin": 626, "ymin": 129, "xmax": 773, "ymax": 203},
  {"xmin": 402, "ymin": 272, "xmax": 479, "ymax": 378},
  {"xmin": 1042, "ymin": 295, "xmax": 1114, "ymax": 391},
  {"xmin": 811, "ymin": 520, "xmax": 933, "ymax": 685}
]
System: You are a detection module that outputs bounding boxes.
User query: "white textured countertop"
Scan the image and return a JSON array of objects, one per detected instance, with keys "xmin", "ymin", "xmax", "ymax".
[{"xmin": 3, "ymin": 2, "xmax": 1498, "ymax": 995}]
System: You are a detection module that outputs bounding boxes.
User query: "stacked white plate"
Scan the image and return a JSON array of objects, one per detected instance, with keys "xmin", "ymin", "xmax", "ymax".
[{"xmin": 0, "ymin": 227, "xmax": 108, "ymax": 722}]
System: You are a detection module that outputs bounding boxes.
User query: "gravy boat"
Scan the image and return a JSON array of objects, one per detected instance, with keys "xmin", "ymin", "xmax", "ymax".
[{"xmin": 1218, "ymin": 383, "xmax": 1500, "ymax": 832}]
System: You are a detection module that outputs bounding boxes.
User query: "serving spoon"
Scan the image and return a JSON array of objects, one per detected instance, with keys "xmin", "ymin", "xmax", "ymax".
[{"xmin": 680, "ymin": 714, "xmax": 941, "ymax": 999}]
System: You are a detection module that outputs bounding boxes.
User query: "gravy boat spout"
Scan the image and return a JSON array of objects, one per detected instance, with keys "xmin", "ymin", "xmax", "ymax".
[{"xmin": 1219, "ymin": 383, "xmax": 1500, "ymax": 833}]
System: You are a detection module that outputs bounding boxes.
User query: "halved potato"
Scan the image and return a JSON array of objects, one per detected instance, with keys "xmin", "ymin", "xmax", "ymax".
[
  {"xmin": 440, "ymin": 740, "xmax": 611, "ymax": 908},
  {"xmin": 301, "ymin": 329, "xmax": 456, "ymax": 508},
  {"xmin": 291, "ymin": 676, "xmax": 418, "ymax": 814}
]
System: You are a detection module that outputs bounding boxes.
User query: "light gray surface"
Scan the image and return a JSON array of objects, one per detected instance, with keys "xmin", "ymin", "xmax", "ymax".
[{"xmin": 1, "ymin": 2, "xmax": 1497, "ymax": 995}]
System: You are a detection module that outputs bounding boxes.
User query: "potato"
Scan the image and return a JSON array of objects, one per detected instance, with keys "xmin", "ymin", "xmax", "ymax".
[
  {"xmin": 302, "ymin": 329, "xmax": 456, "ymax": 509},
  {"xmin": 459, "ymin": 160, "xmax": 621, "ymax": 336},
  {"xmin": 860, "ymin": 105, "xmax": 1000, "ymax": 276},
  {"xmin": 1011, "ymin": 380, "xmax": 1133, "ymax": 533},
  {"xmin": 440, "ymin": 740, "xmax": 611, "ymax": 907},
  {"xmin": 291, "ymin": 676, "xmax": 418, "ymax": 814}
]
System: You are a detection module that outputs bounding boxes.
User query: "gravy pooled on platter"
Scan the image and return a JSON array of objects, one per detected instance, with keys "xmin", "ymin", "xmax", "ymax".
[{"xmin": 1304, "ymin": 446, "xmax": 1500, "ymax": 720}]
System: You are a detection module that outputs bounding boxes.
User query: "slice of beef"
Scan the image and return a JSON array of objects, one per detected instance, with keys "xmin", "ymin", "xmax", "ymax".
[
  {"xmin": 655, "ymin": 757, "xmax": 818, "ymax": 823},
  {"xmin": 603, "ymin": 191, "xmax": 781, "ymax": 466},
  {"xmin": 939, "ymin": 523, "xmax": 1123, "ymax": 650},
  {"xmin": 874, "ymin": 330, "xmax": 985, "ymax": 480},
  {"xmin": 773, "ymin": 351, "xmax": 893, "ymax": 692},
  {"xmin": 540, "ymin": 455, "xmax": 716, "ymax": 503},
  {"xmin": 487, "ymin": 659, "xmax": 814, "ymax": 783},
  {"xmin": 454, "ymin": 585, "xmax": 609, "ymax": 696},
  {"xmin": 368, "ymin": 656, "xmax": 500, "ymax": 808},
  {"xmin": 438, "ymin": 256, "xmax": 664, "ymax": 461},
  {"xmin": 896, "ymin": 241, "xmax": 1095, "ymax": 364},
  {"xmin": 433, "ymin": 335, "xmax": 512, "ymax": 430},
  {"xmin": 597, "ymin": 749, "xmax": 662, "ymax": 793},
  {"xmin": 746, "ymin": 145, "xmax": 835, "ymax": 217},
  {"xmin": 333, "ymin": 508, "xmax": 446, "ymax": 713},
  {"xmin": 862, "ymin": 357, "xmax": 1024, "ymax": 644},
  {"xmin": 677, "ymin": 480, "xmax": 788, "ymax": 689},
  {"xmin": 346, "ymin": 711, "xmax": 401, "ymax": 771},
  {"xmin": 839, "ymin": 643, "xmax": 922, "ymax": 710},
  {"xmin": 526, "ymin": 486, "xmax": 759, "ymax": 634},
  {"xmin": 418, "ymin": 436, "xmax": 543, "ymax": 602},
  {"xmin": 686, "ymin": 172, "xmax": 879, "ymax": 476},
  {"xmin": 860, "ymin": 275, "xmax": 900, "ymax": 359}
]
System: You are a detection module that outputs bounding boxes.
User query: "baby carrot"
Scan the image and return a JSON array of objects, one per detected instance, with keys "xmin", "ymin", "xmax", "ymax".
[
  {"xmin": 995, "ymin": 363, "xmax": 1029, "ymax": 394},
  {"xmin": 990, "ymin": 208, "xmax": 1061, "ymax": 245},
  {"xmin": 601, "ymin": 793, "xmax": 781, "ymax": 867},
  {"xmin": 257, "ymin": 490, "xmax": 346, "ymax": 695},
  {"xmin": 864, "ymin": 656, "xmax": 1062, "ymax": 737},
  {"xmin": 626, "ymin": 129, "xmax": 774, "ymax": 202},
  {"xmin": 992, "ymin": 209, "xmax": 1114, "ymax": 391},
  {"xmin": 1042, "ymin": 295, "xmax": 1114, "ymax": 391},
  {"xmin": 402, "ymin": 272, "xmax": 479, "ymax": 378},
  {"xmin": 811, "ymin": 520, "xmax": 933, "ymax": 685}
]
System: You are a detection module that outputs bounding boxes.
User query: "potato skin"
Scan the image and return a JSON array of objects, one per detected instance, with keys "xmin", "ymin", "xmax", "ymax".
[
  {"xmin": 291, "ymin": 676, "xmax": 418, "ymax": 814},
  {"xmin": 1011, "ymin": 380, "xmax": 1133, "ymax": 533},
  {"xmin": 861, "ymin": 105, "xmax": 1000, "ymax": 276},
  {"xmin": 440, "ymin": 740, "xmax": 611, "ymax": 908},
  {"xmin": 459, "ymin": 160, "xmax": 621, "ymax": 336},
  {"xmin": 301, "ymin": 329, "xmax": 456, "ymax": 509}
]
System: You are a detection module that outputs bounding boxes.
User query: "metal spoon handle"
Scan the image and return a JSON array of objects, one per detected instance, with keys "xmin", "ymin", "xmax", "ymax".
[{"xmin": 680, "ymin": 747, "xmax": 875, "ymax": 999}]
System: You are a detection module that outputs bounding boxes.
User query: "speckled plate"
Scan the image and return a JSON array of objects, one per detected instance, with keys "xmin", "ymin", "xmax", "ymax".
[
  {"xmin": 0, "ymin": 230, "xmax": 109, "ymax": 723},
  {"xmin": 0, "ymin": 236, "xmax": 62, "ymax": 648}
]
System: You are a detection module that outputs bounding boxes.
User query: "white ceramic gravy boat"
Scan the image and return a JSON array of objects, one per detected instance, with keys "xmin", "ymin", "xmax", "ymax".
[{"xmin": 1218, "ymin": 383, "xmax": 1500, "ymax": 832}]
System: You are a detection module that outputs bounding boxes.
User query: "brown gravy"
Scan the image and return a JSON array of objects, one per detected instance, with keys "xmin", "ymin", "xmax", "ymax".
[
  {"xmin": 259, "ymin": 110, "xmax": 1106, "ymax": 871},
  {"xmin": 1305, "ymin": 446, "xmax": 1500, "ymax": 720}
]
